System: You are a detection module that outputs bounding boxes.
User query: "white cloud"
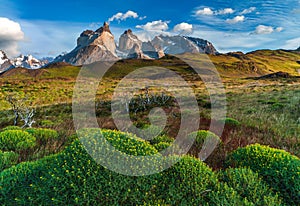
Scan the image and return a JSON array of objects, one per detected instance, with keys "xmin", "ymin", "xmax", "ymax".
[
  {"xmin": 216, "ymin": 8, "xmax": 235, "ymax": 15},
  {"xmin": 139, "ymin": 16, "xmax": 147, "ymax": 20},
  {"xmin": 0, "ymin": 17, "xmax": 24, "ymax": 57},
  {"xmin": 173, "ymin": 22, "xmax": 193, "ymax": 34},
  {"xmin": 136, "ymin": 20, "xmax": 169, "ymax": 32},
  {"xmin": 226, "ymin": 15, "xmax": 245, "ymax": 24},
  {"xmin": 282, "ymin": 37, "xmax": 300, "ymax": 50},
  {"xmin": 253, "ymin": 25, "xmax": 283, "ymax": 35},
  {"xmin": 195, "ymin": 7, "xmax": 235, "ymax": 16},
  {"xmin": 108, "ymin": 10, "xmax": 139, "ymax": 22},
  {"xmin": 240, "ymin": 7, "xmax": 256, "ymax": 15},
  {"xmin": 195, "ymin": 8, "xmax": 214, "ymax": 16},
  {"xmin": 276, "ymin": 27, "xmax": 284, "ymax": 32}
]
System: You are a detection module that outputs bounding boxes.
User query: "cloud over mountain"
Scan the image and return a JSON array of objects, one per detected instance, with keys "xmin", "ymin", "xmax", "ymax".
[
  {"xmin": 136, "ymin": 20, "xmax": 169, "ymax": 32},
  {"xmin": 108, "ymin": 11, "xmax": 139, "ymax": 22},
  {"xmin": 253, "ymin": 25, "xmax": 283, "ymax": 35},
  {"xmin": 0, "ymin": 17, "xmax": 24, "ymax": 57},
  {"xmin": 173, "ymin": 22, "xmax": 193, "ymax": 34}
]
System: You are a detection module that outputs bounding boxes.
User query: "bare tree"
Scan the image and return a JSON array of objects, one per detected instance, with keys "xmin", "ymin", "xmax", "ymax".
[
  {"xmin": 6, "ymin": 94, "xmax": 36, "ymax": 128},
  {"xmin": 19, "ymin": 108, "xmax": 36, "ymax": 128}
]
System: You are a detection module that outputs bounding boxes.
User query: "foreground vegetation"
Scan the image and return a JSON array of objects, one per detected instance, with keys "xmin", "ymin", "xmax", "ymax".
[
  {"xmin": 0, "ymin": 50, "xmax": 299, "ymax": 205},
  {"xmin": 1, "ymin": 127, "xmax": 299, "ymax": 205}
]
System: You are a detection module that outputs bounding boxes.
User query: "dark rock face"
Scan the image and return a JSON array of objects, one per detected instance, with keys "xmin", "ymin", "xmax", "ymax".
[
  {"xmin": 185, "ymin": 36, "xmax": 218, "ymax": 55},
  {"xmin": 95, "ymin": 22, "xmax": 112, "ymax": 34},
  {"xmin": 257, "ymin": 71, "xmax": 292, "ymax": 79},
  {"xmin": 0, "ymin": 50, "xmax": 13, "ymax": 72},
  {"xmin": 227, "ymin": 52, "xmax": 250, "ymax": 60}
]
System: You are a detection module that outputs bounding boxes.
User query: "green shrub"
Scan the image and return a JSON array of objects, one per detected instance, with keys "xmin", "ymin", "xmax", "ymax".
[
  {"xmin": 25, "ymin": 128, "xmax": 59, "ymax": 145},
  {"xmin": 153, "ymin": 142, "xmax": 171, "ymax": 151},
  {"xmin": 79, "ymin": 129, "xmax": 158, "ymax": 156},
  {"xmin": 226, "ymin": 144, "xmax": 300, "ymax": 205},
  {"xmin": 0, "ymin": 129, "xmax": 248, "ymax": 205},
  {"xmin": 222, "ymin": 118, "xmax": 241, "ymax": 127},
  {"xmin": 205, "ymin": 182, "xmax": 253, "ymax": 206},
  {"xmin": 0, "ymin": 150, "xmax": 19, "ymax": 171},
  {"xmin": 220, "ymin": 167, "xmax": 282, "ymax": 205},
  {"xmin": 150, "ymin": 135, "xmax": 174, "ymax": 145},
  {"xmin": 135, "ymin": 125, "xmax": 166, "ymax": 140},
  {"xmin": 40, "ymin": 120, "xmax": 55, "ymax": 127},
  {"xmin": 0, "ymin": 130, "xmax": 36, "ymax": 151},
  {"xmin": 188, "ymin": 130, "xmax": 221, "ymax": 148},
  {"xmin": 1, "ymin": 126, "xmax": 22, "ymax": 132}
]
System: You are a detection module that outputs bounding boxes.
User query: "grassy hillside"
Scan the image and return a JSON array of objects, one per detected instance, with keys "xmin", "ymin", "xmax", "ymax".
[{"xmin": 209, "ymin": 50, "xmax": 300, "ymax": 77}]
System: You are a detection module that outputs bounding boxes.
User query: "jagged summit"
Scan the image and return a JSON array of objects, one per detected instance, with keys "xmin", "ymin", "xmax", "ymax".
[
  {"xmin": 95, "ymin": 22, "xmax": 112, "ymax": 34},
  {"xmin": 54, "ymin": 22, "xmax": 118, "ymax": 65}
]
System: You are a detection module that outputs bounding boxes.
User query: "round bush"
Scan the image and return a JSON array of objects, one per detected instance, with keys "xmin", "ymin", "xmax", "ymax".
[
  {"xmin": 0, "ymin": 130, "xmax": 249, "ymax": 205},
  {"xmin": 220, "ymin": 167, "xmax": 282, "ymax": 205},
  {"xmin": 0, "ymin": 150, "xmax": 19, "ymax": 171},
  {"xmin": 1, "ymin": 126, "xmax": 22, "ymax": 132},
  {"xmin": 0, "ymin": 130, "xmax": 36, "ymax": 151},
  {"xmin": 188, "ymin": 130, "xmax": 221, "ymax": 148},
  {"xmin": 226, "ymin": 144, "xmax": 300, "ymax": 205},
  {"xmin": 25, "ymin": 128, "xmax": 59, "ymax": 145},
  {"xmin": 222, "ymin": 118, "xmax": 241, "ymax": 127},
  {"xmin": 79, "ymin": 129, "xmax": 158, "ymax": 156}
]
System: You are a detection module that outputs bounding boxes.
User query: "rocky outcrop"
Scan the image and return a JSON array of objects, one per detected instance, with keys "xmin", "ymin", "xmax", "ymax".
[{"xmin": 54, "ymin": 22, "xmax": 118, "ymax": 65}]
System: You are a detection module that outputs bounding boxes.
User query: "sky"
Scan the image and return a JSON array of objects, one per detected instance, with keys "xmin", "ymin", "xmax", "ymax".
[{"xmin": 0, "ymin": 0, "xmax": 300, "ymax": 58}]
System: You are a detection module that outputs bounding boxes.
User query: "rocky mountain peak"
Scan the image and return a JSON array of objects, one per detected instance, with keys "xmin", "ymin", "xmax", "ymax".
[
  {"xmin": 95, "ymin": 22, "xmax": 112, "ymax": 34},
  {"xmin": 55, "ymin": 22, "xmax": 118, "ymax": 65},
  {"xmin": 124, "ymin": 29, "xmax": 133, "ymax": 35},
  {"xmin": 118, "ymin": 29, "xmax": 142, "ymax": 52}
]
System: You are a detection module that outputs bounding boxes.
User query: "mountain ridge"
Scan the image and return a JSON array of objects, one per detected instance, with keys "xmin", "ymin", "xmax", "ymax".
[
  {"xmin": 53, "ymin": 22, "xmax": 218, "ymax": 65},
  {"xmin": 0, "ymin": 50, "xmax": 51, "ymax": 73}
]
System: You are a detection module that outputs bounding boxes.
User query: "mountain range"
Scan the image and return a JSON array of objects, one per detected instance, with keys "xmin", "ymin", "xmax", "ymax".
[
  {"xmin": 0, "ymin": 50, "xmax": 52, "ymax": 73},
  {"xmin": 53, "ymin": 22, "xmax": 218, "ymax": 65},
  {"xmin": 1, "ymin": 22, "xmax": 299, "ymax": 74}
]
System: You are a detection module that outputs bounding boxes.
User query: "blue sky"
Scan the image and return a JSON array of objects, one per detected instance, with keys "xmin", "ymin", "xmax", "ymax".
[{"xmin": 0, "ymin": 0, "xmax": 300, "ymax": 57}]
